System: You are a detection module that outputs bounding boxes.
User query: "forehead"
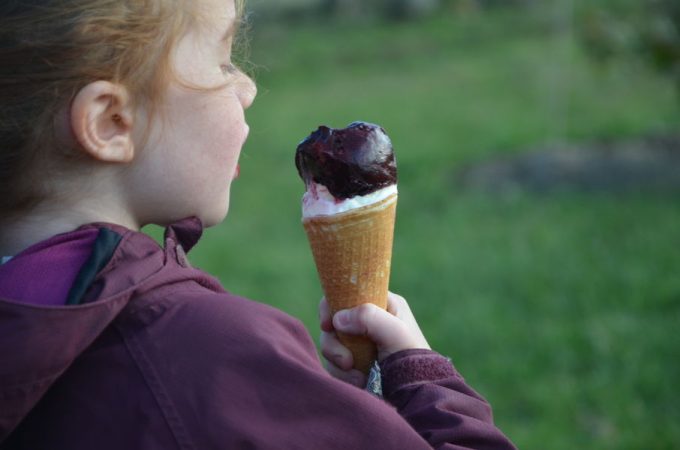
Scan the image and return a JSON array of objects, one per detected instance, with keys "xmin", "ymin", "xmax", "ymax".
[{"xmin": 192, "ymin": 0, "xmax": 237, "ymax": 31}]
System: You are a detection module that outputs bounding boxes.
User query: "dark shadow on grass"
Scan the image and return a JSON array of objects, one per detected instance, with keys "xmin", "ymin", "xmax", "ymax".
[{"xmin": 455, "ymin": 133, "xmax": 680, "ymax": 196}]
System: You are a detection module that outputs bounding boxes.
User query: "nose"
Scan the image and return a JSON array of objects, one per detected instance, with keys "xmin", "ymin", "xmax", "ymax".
[{"xmin": 238, "ymin": 73, "xmax": 257, "ymax": 110}]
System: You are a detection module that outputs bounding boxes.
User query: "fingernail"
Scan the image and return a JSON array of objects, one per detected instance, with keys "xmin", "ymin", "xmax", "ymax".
[
  {"xmin": 332, "ymin": 354, "xmax": 344, "ymax": 367},
  {"xmin": 335, "ymin": 310, "xmax": 349, "ymax": 327}
]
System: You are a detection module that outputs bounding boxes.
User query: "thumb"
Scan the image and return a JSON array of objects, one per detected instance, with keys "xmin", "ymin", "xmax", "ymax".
[{"xmin": 333, "ymin": 303, "xmax": 414, "ymax": 355}]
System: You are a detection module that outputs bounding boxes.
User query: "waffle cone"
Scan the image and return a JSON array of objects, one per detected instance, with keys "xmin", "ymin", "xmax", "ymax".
[{"xmin": 303, "ymin": 193, "xmax": 397, "ymax": 374}]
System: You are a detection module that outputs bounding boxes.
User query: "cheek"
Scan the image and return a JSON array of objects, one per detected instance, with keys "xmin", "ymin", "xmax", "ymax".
[
  {"xmin": 162, "ymin": 89, "xmax": 245, "ymax": 183},
  {"xmin": 198, "ymin": 94, "xmax": 244, "ymax": 146},
  {"xmin": 209, "ymin": 106, "xmax": 246, "ymax": 165}
]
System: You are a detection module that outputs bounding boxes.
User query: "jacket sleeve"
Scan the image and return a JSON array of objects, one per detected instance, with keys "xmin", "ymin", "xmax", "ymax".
[
  {"xmin": 380, "ymin": 349, "xmax": 517, "ymax": 450},
  {"xmin": 134, "ymin": 289, "xmax": 516, "ymax": 449}
]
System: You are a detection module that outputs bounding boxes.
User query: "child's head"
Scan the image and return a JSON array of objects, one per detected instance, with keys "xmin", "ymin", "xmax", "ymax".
[{"xmin": 0, "ymin": 0, "xmax": 255, "ymax": 228}]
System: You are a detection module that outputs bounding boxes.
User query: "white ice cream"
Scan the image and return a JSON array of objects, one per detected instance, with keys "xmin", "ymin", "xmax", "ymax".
[{"xmin": 302, "ymin": 182, "xmax": 398, "ymax": 218}]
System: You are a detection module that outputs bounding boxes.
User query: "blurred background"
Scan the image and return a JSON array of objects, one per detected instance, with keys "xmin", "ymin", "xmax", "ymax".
[{"xmin": 186, "ymin": 0, "xmax": 680, "ymax": 448}]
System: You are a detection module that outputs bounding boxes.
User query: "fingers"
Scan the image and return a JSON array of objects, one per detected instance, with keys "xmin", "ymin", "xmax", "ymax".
[
  {"xmin": 320, "ymin": 292, "xmax": 430, "ymax": 368},
  {"xmin": 320, "ymin": 330, "xmax": 354, "ymax": 371},
  {"xmin": 333, "ymin": 303, "xmax": 414, "ymax": 354},
  {"xmin": 324, "ymin": 360, "xmax": 366, "ymax": 388},
  {"xmin": 386, "ymin": 292, "xmax": 428, "ymax": 344},
  {"xmin": 318, "ymin": 297, "xmax": 333, "ymax": 332},
  {"xmin": 386, "ymin": 291, "xmax": 408, "ymax": 317},
  {"xmin": 319, "ymin": 327, "xmax": 366, "ymax": 388},
  {"xmin": 332, "ymin": 292, "xmax": 431, "ymax": 358}
]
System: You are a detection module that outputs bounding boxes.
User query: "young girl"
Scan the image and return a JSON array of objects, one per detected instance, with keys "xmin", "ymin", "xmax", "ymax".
[{"xmin": 0, "ymin": 1, "xmax": 516, "ymax": 448}]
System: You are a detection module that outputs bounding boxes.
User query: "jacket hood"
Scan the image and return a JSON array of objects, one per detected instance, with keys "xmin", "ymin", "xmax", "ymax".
[{"xmin": 0, "ymin": 217, "xmax": 205, "ymax": 441}]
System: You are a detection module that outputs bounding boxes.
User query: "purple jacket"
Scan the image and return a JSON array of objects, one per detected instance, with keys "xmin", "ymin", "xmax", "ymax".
[{"xmin": 0, "ymin": 218, "xmax": 515, "ymax": 449}]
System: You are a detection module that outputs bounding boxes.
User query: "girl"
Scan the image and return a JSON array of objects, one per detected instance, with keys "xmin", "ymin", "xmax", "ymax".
[{"xmin": 0, "ymin": 0, "xmax": 516, "ymax": 448}]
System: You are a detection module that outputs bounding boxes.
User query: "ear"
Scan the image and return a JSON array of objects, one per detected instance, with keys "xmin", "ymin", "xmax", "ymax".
[{"xmin": 70, "ymin": 81, "xmax": 135, "ymax": 163}]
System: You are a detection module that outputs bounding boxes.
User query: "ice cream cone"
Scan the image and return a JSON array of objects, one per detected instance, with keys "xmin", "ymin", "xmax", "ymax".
[{"xmin": 303, "ymin": 193, "xmax": 397, "ymax": 374}]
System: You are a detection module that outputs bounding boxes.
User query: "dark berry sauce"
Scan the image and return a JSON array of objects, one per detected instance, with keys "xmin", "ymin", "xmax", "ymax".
[{"xmin": 295, "ymin": 121, "xmax": 397, "ymax": 200}]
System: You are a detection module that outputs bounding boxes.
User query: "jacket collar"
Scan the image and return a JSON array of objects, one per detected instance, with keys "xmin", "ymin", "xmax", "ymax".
[
  {"xmin": 87, "ymin": 216, "xmax": 204, "ymax": 254},
  {"xmin": 162, "ymin": 216, "xmax": 204, "ymax": 254}
]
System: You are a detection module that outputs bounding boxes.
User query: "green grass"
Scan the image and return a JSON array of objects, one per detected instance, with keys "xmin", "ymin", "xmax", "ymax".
[{"xmin": 175, "ymin": 6, "xmax": 680, "ymax": 449}]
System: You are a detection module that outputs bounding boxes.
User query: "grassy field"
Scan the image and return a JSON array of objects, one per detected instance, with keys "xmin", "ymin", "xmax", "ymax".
[{"xmin": 175, "ymin": 5, "xmax": 680, "ymax": 449}]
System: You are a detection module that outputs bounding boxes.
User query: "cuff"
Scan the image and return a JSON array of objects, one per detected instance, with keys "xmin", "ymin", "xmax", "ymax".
[{"xmin": 380, "ymin": 349, "xmax": 460, "ymax": 398}]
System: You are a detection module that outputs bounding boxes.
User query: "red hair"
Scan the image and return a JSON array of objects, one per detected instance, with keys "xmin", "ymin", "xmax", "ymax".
[{"xmin": 0, "ymin": 0, "xmax": 245, "ymax": 220}]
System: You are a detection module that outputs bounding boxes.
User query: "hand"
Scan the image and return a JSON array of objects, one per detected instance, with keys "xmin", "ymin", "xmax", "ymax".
[{"xmin": 319, "ymin": 292, "xmax": 430, "ymax": 387}]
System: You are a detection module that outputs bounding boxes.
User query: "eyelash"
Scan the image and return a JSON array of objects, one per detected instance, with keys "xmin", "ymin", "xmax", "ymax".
[{"xmin": 221, "ymin": 63, "xmax": 238, "ymax": 76}]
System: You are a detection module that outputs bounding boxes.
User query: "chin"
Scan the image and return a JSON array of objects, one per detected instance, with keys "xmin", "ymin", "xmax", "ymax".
[{"xmin": 200, "ymin": 203, "xmax": 230, "ymax": 228}]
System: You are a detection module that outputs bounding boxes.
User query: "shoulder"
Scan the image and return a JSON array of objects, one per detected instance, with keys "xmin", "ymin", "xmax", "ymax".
[
  {"xmin": 189, "ymin": 288, "xmax": 319, "ymax": 365},
  {"xmin": 122, "ymin": 282, "xmax": 319, "ymax": 367}
]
